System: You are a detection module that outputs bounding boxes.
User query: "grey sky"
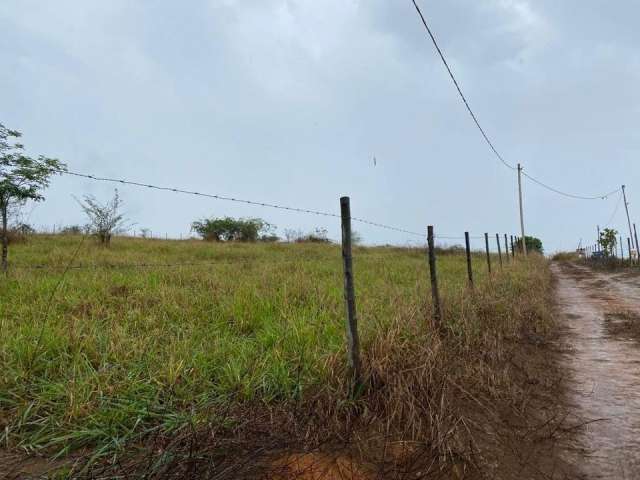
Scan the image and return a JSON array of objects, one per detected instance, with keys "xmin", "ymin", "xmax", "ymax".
[{"xmin": 2, "ymin": 0, "xmax": 639, "ymax": 252}]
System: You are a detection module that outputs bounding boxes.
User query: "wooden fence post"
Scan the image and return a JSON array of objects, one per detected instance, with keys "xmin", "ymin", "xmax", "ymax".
[
  {"xmin": 504, "ymin": 234, "xmax": 510, "ymax": 264},
  {"xmin": 340, "ymin": 196, "xmax": 362, "ymax": 390},
  {"xmin": 628, "ymin": 238, "xmax": 633, "ymax": 266},
  {"xmin": 496, "ymin": 233, "xmax": 503, "ymax": 269},
  {"xmin": 620, "ymin": 236, "xmax": 624, "ymax": 261},
  {"xmin": 484, "ymin": 233, "xmax": 492, "ymax": 274},
  {"xmin": 510, "ymin": 235, "xmax": 515, "ymax": 259},
  {"xmin": 635, "ymin": 224, "xmax": 639, "ymax": 266},
  {"xmin": 427, "ymin": 225, "xmax": 442, "ymax": 326},
  {"xmin": 465, "ymin": 232, "xmax": 474, "ymax": 287}
]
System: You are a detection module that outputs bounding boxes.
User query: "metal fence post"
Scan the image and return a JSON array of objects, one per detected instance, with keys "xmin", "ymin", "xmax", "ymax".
[
  {"xmin": 427, "ymin": 225, "xmax": 442, "ymax": 327},
  {"xmin": 340, "ymin": 196, "xmax": 362, "ymax": 390},
  {"xmin": 465, "ymin": 232, "xmax": 474, "ymax": 287}
]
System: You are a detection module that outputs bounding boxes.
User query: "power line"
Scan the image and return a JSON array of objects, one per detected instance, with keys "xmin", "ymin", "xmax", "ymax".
[
  {"xmin": 522, "ymin": 172, "xmax": 621, "ymax": 201},
  {"xmin": 410, "ymin": 0, "xmax": 514, "ymax": 172},
  {"xmin": 604, "ymin": 190, "xmax": 624, "ymax": 228},
  {"xmin": 410, "ymin": 0, "xmax": 622, "ymax": 202},
  {"xmin": 60, "ymin": 170, "xmax": 425, "ymax": 237}
]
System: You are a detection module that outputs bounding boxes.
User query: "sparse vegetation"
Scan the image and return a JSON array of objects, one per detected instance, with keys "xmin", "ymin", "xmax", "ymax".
[
  {"xmin": 0, "ymin": 236, "xmax": 561, "ymax": 477},
  {"xmin": 284, "ymin": 227, "xmax": 331, "ymax": 243},
  {"xmin": 552, "ymin": 251, "xmax": 579, "ymax": 262},
  {"xmin": 77, "ymin": 189, "xmax": 127, "ymax": 246}
]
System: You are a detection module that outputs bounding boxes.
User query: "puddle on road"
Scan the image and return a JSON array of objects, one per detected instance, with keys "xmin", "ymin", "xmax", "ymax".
[{"xmin": 554, "ymin": 264, "xmax": 640, "ymax": 478}]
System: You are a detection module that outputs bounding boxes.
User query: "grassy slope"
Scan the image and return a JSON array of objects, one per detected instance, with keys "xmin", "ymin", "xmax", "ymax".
[{"xmin": 0, "ymin": 235, "xmax": 558, "ymax": 477}]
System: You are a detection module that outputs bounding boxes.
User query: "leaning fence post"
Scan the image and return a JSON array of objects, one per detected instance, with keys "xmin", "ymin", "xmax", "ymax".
[
  {"xmin": 496, "ymin": 233, "xmax": 503, "ymax": 269},
  {"xmin": 465, "ymin": 232, "xmax": 474, "ymax": 287},
  {"xmin": 340, "ymin": 196, "xmax": 362, "ymax": 390},
  {"xmin": 427, "ymin": 226, "xmax": 442, "ymax": 327},
  {"xmin": 484, "ymin": 233, "xmax": 492, "ymax": 274},
  {"xmin": 633, "ymin": 223, "xmax": 640, "ymax": 263}
]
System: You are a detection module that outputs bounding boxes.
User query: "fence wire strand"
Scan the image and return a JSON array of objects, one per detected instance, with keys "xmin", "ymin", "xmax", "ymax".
[{"xmin": 61, "ymin": 170, "xmax": 425, "ymax": 237}]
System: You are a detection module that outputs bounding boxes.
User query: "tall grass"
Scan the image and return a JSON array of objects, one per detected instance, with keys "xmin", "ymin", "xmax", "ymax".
[{"xmin": 0, "ymin": 235, "xmax": 555, "ymax": 477}]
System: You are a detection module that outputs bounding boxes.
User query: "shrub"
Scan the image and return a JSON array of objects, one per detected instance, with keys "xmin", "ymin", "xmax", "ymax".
[
  {"xmin": 260, "ymin": 234, "xmax": 280, "ymax": 243},
  {"xmin": 516, "ymin": 236, "xmax": 543, "ymax": 254},
  {"xmin": 61, "ymin": 225, "xmax": 84, "ymax": 235},
  {"xmin": 191, "ymin": 217, "xmax": 273, "ymax": 242},
  {"xmin": 293, "ymin": 228, "xmax": 331, "ymax": 244}
]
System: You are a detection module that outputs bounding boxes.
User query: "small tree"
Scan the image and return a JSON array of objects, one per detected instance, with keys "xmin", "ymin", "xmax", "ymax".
[
  {"xmin": 599, "ymin": 228, "xmax": 618, "ymax": 257},
  {"xmin": 0, "ymin": 123, "xmax": 65, "ymax": 271},
  {"xmin": 78, "ymin": 189, "xmax": 127, "ymax": 246}
]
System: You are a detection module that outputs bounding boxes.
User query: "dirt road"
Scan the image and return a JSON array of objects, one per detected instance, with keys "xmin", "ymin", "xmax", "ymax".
[{"xmin": 554, "ymin": 262, "xmax": 640, "ymax": 478}]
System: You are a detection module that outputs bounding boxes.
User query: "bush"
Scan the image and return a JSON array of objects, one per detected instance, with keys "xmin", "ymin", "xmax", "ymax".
[
  {"xmin": 6, "ymin": 229, "xmax": 26, "ymax": 245},
  {"xmin": 191, "ymin": 217, "xmax": 273, "ymax": 242},
  {"xmin": 14, "ymin": 223, "xmax": 35, "ymax": 235},
  {"xmin": 260, "ymin": 234, "xmax": 280, "ymax": 243},
  {"xmin": 289, "ymin": 227, "xmax": 331, "ymax": 244},
  {"xmin": 61, "ymin": 225, "xmax": 84, "ymax": 235},
  {"xmin": 551, "ymin": 252, "xmax": 578, "ymax": 262},
  {"xmin": 4, "ymin": 223, "xmax": 34, "ymax": 244},
  {"xmin": 516, "ymin": 236, "xmax": 543, "ymax": 254}
]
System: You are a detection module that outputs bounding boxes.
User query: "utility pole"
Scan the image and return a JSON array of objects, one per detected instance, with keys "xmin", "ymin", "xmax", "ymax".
[
  {"xmin": 622, "ymin": 185, "xmax": 635, "ymax": 252},
  {"xmin": 517, "ymin": 164, "xmax": 527, "ymax": 256}
]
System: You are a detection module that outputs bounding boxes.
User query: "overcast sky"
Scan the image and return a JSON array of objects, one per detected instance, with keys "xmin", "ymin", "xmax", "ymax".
[{"xmin": 2, "ymin": 0, "xmax": 639, "ymax": 252}]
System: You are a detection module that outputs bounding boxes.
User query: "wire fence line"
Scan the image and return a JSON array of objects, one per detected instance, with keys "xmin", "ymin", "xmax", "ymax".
[
  {"xmin": 57, "ymin": 169, "xmax": 519, "ymax": 245},
  {"xmin": 60, "ymin": 170, "xmax": 427, "ymax": 238},
  {"xmin": 8, "ymin": 195, "xmax": 526, "ymax": 392}
]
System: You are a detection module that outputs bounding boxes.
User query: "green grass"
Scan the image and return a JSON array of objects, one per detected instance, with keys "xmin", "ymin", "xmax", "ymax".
[{"xmin": 0, "ymin": 234, "xmax": 540, "ymax": 468}]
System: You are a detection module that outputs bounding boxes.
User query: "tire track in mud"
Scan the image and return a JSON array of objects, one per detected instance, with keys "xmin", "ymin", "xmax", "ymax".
[{"xmin": 554, "ymin": 263, "xmax": 640, "ymax": 479}]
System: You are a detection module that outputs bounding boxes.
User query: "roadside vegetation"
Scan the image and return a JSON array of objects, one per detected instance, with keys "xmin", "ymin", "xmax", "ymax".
[{"xmin": 0, "ymin": 234, "xmax": 567, "ymax": 478}]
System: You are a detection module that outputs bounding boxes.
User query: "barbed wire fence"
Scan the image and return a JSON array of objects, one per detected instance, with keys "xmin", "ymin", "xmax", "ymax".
[{"xmin": 10, "ymin": 169, "xmax": 528, "ymax": 391}]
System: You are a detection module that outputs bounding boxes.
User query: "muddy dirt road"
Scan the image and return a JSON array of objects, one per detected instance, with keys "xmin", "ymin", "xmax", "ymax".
[{"xmin": 554, "ymin": 262, "xmax": 640, "ymax": 478}]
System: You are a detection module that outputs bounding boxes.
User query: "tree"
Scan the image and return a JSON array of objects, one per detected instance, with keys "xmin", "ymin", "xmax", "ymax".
[
  {"xmin": 599, "ymin": 228, "xmax": 618, "ymax": 257},
  {"xmin": 516, "ymin": 236, "xmax": 543, "ymax": 254},
  {"xmin": 191, "ymin": 217, "xmax": 273, "ymax": 242},
  {"xmin": 0, "ymin": 123, "xmax": 65, "ymax": 271},
  {"xmin": 78, "ymin": 189, "xmax": 128, "ymax": 246}
]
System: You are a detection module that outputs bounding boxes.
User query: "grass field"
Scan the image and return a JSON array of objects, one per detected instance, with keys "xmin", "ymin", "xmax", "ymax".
[{"xmin": 0, "ymin": 235, "xmax": 555, "ymax": 477}]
